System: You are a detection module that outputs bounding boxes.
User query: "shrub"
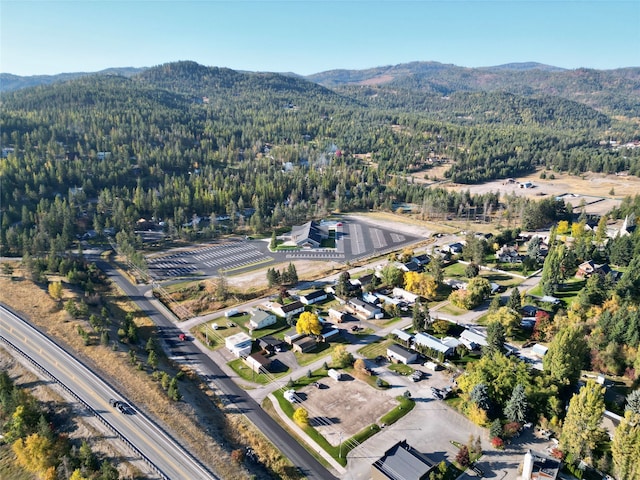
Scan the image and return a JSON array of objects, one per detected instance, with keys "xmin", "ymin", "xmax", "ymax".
[
  {"xmin": 503, "ymin": 421, "xmax": 521, "ymax": 439},
  {"xmin": 491, "ymin": 437, "xmax": 504, "ymax": 449}
]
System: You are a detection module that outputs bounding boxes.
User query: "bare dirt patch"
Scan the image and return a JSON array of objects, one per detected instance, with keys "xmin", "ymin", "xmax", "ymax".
[
  {"xmin": 441, "ymin": 169, "xmax": 639, "ymax": 200},
  {"xmin": 297, "ymin": 377, "xmax": 397, "ymax": 446},
  {"xmin": 226, "ymin": 259, "xmax": 343, "ymax": 291}
]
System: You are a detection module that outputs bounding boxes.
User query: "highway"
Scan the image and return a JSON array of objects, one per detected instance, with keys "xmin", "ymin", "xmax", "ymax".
[
  {"xmin": 0, "ymin": 303, "xmax": 215, "ymax": 480},
  {"xmin": 95, "ymin": 260, "xmax": 338, "ymax": 480}
]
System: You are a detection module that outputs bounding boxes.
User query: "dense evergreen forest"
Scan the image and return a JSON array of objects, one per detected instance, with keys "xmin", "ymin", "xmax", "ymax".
[{"xmin": 1, "ymin": 61, "xmax": 640, "ymax": 256}]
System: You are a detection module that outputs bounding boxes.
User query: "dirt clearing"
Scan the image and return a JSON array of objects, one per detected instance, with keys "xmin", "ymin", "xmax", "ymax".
[{"xmin": 296, "ymin": 376, "xmax": 397, "ymax": 446}]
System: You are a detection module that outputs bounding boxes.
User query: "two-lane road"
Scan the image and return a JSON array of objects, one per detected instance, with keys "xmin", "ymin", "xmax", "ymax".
[{"xmin": 0, "ymin": 304, "xmax": 215, "ymax": 480}]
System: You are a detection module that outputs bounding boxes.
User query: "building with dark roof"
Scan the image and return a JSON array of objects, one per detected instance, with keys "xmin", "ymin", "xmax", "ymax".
[
  {"xmin": 300, "ymin": 289, "xmax": 329, "ymax": 305},
  {"xmin": 284, "ymin": 220, "xmax": 328, "ymax": 248},
  {"xmin": 371, "ymin": 440, "xmax": 436, "ymax": 480}
]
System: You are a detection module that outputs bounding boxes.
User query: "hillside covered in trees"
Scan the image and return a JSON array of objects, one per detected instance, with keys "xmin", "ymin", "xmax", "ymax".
[{"xmin": 2, "ymin": 61, "xmax": 640, "ymax": 257}]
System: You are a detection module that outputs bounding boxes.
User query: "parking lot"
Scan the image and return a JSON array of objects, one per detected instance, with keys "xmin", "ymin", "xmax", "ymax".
[
  {"xmin": 147, "ymin": 241, "xmax": 273, "ymax": 279},
  {"xmin": 146, "ymin": 216, "xmax": 422, "ymax": 280}
]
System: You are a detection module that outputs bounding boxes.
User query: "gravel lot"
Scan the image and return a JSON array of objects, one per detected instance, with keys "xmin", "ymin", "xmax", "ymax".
[{"xmin": 296, "ymin": 375, "xmax": 398, "ymax": 446}]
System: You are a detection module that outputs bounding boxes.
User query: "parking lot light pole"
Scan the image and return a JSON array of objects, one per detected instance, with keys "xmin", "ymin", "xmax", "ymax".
[{"xmin": 339, "ymin": 432, "xmax": 343, "ymax": 458}]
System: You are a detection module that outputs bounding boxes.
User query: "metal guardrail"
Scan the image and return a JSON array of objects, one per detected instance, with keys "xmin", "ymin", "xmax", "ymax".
[
  {"xmin": 0, "ymin": 333, "xmax": 169, "ymax": 480},
  {"xmin": 0, "ymin": 302, "xmax": 219, "ymax": 480}
]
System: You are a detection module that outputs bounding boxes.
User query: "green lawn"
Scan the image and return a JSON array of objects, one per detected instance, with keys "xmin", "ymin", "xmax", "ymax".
[
  {"xmin": 293, "ymin": 338, "xmax": 350, "ymax": 366},
  {"xmin": 379, "ymin": 395, "xmax": 416, "ymax": 425},
  {"xmin": 388, "ymin": 363, "xmax": 415, "ymax": 376},
  {"xmin": 438, "ymin": 303, "xmax": 466, "ymax": 316},
  {"xmin": 358, "ymin": 338, "xmax": 393, "ymax": 358},
  {"xmin": 228, "ymin": 357, "xmax": 290, "ymax": 385},
  {"xmin": 381, "ymin": 316, "xmax": 403, "ymax": 327},
  {"xmin": 443, "ymin": 262, "xmax": 467, "ymax": 278},
  {"xmin": 482, "ymin": 272, "xmax": 522, "ymax": 288}
]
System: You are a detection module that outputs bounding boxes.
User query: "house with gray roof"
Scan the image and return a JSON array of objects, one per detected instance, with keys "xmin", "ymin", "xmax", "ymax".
[
  {"xmin": 413, "ymin": 332, "xmax": 454, "ymax": 357},
  {"xmin": 371, "ymin": 440, "xmax": 436, "ymax": 480},
  {"xmin": 387, "ymin": 344, "xmax": 418, "ymax": 365}
]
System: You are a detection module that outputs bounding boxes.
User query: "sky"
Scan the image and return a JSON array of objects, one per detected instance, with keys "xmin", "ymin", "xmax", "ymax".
[{"xmin": 1, "ymin": 0, "xmax": 639, "ymax": 76}]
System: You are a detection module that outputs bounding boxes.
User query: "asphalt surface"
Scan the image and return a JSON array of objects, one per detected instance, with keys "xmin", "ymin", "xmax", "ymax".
[
  {"xmin": 0, "ymin": 303, "xmax": 214, "ymax": 480},
  {"xmin": 95, "ymin": 260, "xmax": 338, "ymax": 480}
]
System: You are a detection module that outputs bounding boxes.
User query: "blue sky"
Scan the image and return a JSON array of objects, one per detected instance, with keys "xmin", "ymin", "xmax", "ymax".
[{"xmin": 1, "ymin": 0, "xmax": 639, "ymax": 76}]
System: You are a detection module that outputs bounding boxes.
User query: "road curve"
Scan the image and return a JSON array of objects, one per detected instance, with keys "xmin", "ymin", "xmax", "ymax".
[
  {"xmin": 95, "ymin": 260, "xmax": 338, "ymax": 480},
  {"xmin": 0, "ymin": 303, "xmax": 216, "ymax": 480}
]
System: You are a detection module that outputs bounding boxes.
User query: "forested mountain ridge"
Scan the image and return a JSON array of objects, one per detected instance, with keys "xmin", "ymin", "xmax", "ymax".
[
  {"xmin": 2, "ymin": 60, "xmax": 640, "ymax": 258},
  {"xmin": 308, "ymin": 61, "xmax": 640, "ymax": 117},
  {"xmin": 0, "ymin": 67, "xmax": 145, "ymax": 92}
]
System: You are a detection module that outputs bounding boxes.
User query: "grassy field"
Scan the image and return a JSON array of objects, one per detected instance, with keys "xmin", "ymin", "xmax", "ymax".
[
  {"xmin": 227, "ymin": 357, "xmax": 290, "ymax": 385},
  {"xmin": 388, "ymin": 363, "xmax": 415, "ymax": 376},
  {"xmin": 358, "ymin": 338, "xmax": 393, "ymax": 358}
]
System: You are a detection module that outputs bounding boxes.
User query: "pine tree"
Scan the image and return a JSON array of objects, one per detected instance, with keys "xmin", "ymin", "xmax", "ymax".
[
  {"xmin": 625, "ymin": 389, "xmax": 640, "ymax": 415},
  {"xmin": 507, "ymin": 287, "xmax": 521, "ymax": 311},
  {"xmin": 504, "ymin": 384, "xmax": 528, "ymax": 423},
  {"xmin": 167, "ymin": 377, "xmax": 182, "ymax": 401},
  {"xmin": 484, "ymin": 321, "xmax": 505, "ymax": 356},
  {"xmin": 469, "ymin": 383, "xmax": 491, "ymax": 412},
  {"xmin": 270, "ymin": 231, "xmax": 277, "ymax": 250}
]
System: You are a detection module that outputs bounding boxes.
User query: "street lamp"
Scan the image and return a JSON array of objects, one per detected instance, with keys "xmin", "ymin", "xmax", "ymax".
[{"xmin": 339, "ymin": 432, "xmax": 343, "ymax": 459}]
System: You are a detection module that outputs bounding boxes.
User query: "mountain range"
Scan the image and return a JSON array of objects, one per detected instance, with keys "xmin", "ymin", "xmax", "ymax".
[{"xmin": 1, "ymin": 61, "xmax": 638, "ymax": 116}]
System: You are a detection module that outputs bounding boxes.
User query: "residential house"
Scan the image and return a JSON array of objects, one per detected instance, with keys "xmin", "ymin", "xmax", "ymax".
[
  {"xmin": 576, "ymin": 261, "xmax": 619, "ymax": 280},
  {"xmin": 391, "ymin": 329, "xmax": 414, "ymax": 347},
  {"xmin": 459, "ymin": 329, "xmax": 488, "ymax": 351},
  {"xmin": 225, "ymin": 332, "xmax": 253, "ymax": 358},
  {"xmin": 249, "ymin": 309, "xmax": 277, "ymax": 330},
  {"xmin": 258, "ymin": 336, "xmax": 283, "ymax": 354},
  {"xmin": 299, "ymin": 289, "xmax": 329, "ymax": 305},
  {"xmin": 351, "ymin": 273, "xmax": 374, "ymax": 289},
  {"xmin": 413, "ymin": 332, "xmax": 454, "ymax": 357},
  {"xmin": 291, "ymin": 335, "xmax": 317, "ymax": 353},
  {"xmin": 495, "ymin": 245, "xmax": 522, "ymax": 263},
  {"xmin": 442, "ymin": 242, "xmax": 464, "ymax": 255},
  {"xmin": 400, "ymin": 261, "xmax": 421, "ymax": 273},
  {"xmin": 271, "ymin": 301, "xmax": 305, "ymax": 319},
  {"xmin": 244, "ymin": 352, "xmax": 272, "ymax": 373},
  {"xmin": 392, "ymin": 287, "xmax": 419, "ymax": 304},
  {"xmin": 328, "ymin": 308, "xmax": 346, "ymax": 323},
  {"xmin": 387, "ymin": 344, "xmax": 418, "ymax": 365},
  {"xmin": 284, "ymin": 328, "xmax": 304, "ymax": 345},
  {"xmin": 371, "ymin": 440, "xmax": 436, "ymax": 480},
  {"xmin": 412, "ymin": 254, "xmax": 431, "ymax": 268},
  {"xmin": 347, "ymin": 298, "xmax": 383, "ymax": 320}
]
